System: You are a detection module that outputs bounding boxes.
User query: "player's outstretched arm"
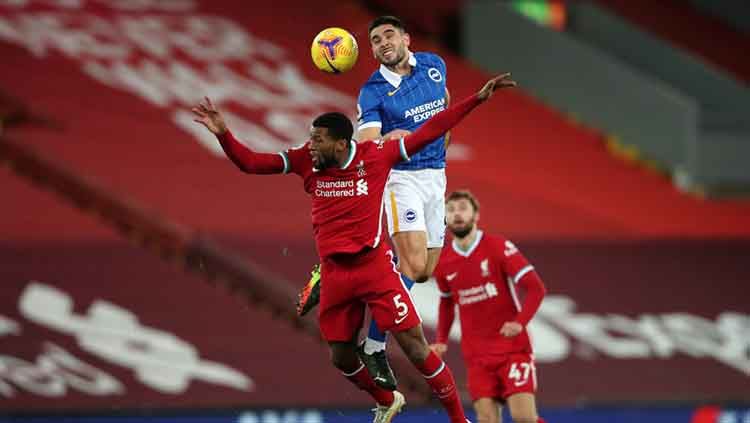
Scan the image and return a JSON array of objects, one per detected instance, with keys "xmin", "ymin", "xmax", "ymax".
[
  {"xmin": 400, "ymin": 73, "xmax": 516, "ymax": 159},
  {"xmin": 192, "ymin": 97, "xmax": 285, "ymax": 174}
]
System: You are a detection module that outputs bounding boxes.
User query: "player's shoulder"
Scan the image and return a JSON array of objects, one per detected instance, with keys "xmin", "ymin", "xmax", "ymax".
[
  {"xmin": 481, "ymin": 232, "xmax": 507, "ymax": 245},
  {"xmin": 357, "ymin": 138, "xmax": 381, "ymax": 148},
  {"xmin": 415, "ymin": 51, "xmax": 446, "ymax": 68},
  {"xmin": 362, "ymin": 69, "xmax": 387, "ymax": 89},
  {"xmin": 283, "ymin": 141, "xmax": 312, "ymax": 169},
  {"xmin": 358, "ymin": 71, "xmax": 387, "ymax": 103},
  {"xmin": 286, "ymin": 141, "xmax": 311, "ymax": 154},
  {"xmin": 481, "ymin": 233, "xmax": 523, "ymax": 260},
  {"xmin": 480, "ymin": 232, "xmax": 510, "ymax": 251},
  {"xmin": 436, "ymin": 242, "xmax": 460, "ymax": 264},
  {"xmin": 352, "ymin": 137, "xmax": 380, "ymax": 153}
]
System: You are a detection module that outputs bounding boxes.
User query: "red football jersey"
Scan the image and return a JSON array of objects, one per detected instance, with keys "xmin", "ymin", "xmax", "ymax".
[
  {"xmin": 284, "ymin": 138, "xmax": 408, "ymax": 259},
  {"xmin": 434, "ymin": 231, "xmax": 538, "ymax": 359},
  {"xmin": 213, "ymin": 92, "xmax": 483, "ymax": 259}
]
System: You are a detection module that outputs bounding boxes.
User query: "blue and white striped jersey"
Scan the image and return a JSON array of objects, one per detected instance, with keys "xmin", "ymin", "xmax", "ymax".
[{"xmin": 357, "ymin": 52, "xmax": 448, "ymax": 171}]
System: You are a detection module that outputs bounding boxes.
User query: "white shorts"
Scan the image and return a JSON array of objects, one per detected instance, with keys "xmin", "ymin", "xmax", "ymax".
[{"xmin": 384, "ymin": 168, "xmax": 446, "ymax": 249}]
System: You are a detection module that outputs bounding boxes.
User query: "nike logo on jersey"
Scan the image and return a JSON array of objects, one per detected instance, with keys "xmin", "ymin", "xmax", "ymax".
[
  {"xmin": 446, "ymin": 272, "xmax": 458, "ymax": 281},
  {"xmin": 394, "ymin": 313, "xmax": 409, "ymax": 325},
  {"xmin": 387, "ymin": 86, "xmax": 401, "ymax": 96}
]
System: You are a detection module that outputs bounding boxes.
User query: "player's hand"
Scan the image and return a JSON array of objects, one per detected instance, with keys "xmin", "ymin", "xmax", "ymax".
[
  {"xmin": 192, "ymin": 97, "xmax": 227, "ymax": 135},
  {"xmin": 477, "ymin": 73, "xmax": 516, "ymax": 101},
  {"xmin": 383, "ymin": 129, "xmax": 412, "ymax": 140},
  {"xmin": 429, "ymin": 343, "xmax": 448, "ymax": 358},
  {"xmin": 500, "ymin": 321, "xmax": 523, "ymax": 337}
]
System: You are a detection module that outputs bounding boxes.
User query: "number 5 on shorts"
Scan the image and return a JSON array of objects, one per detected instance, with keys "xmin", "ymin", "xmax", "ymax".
[{"xmin": 393, "ymin": 294, "xmax": 409, "ymax": 324}]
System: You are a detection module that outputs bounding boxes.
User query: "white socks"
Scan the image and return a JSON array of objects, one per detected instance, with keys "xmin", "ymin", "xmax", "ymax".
[{"xmin": 363, "ymin": 338, "xmax": 386, "ymax": 355}]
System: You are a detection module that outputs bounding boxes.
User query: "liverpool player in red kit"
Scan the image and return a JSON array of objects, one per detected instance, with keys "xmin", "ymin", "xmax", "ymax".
[
  {"xmin": 192, "ymin": 74, "xmax": 516, "ymax": 423},
  {"xmin": 430, "ymin": 191, "xmax": 547, "ymax": 423}
]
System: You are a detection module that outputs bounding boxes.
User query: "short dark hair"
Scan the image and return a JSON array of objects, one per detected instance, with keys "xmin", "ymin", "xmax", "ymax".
[
  {"xmin": 446, "ymin": 190, "xmax": 480, "ymax": 212},
  {"xmin": 312, "ymin": 112, "xmax": 353, "ymax": 142},
  {"xmin": 368, "ymin": 15, "xmax": 405, "ymax": 35}
]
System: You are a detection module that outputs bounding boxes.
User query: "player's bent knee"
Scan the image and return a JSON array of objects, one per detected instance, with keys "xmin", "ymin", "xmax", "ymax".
[
  {"xmin": 393, "ymin": 328, "xmax": 430, "ymax": 363},
  {"xmin": 474, "ymin": 400, "xmax": 500, "ymax": 423},
  {"xmin": 405, "ymin": 343, "xmax": 430, "ymax": 363},
  {"xmin": 329, "ymin": 344, "xmax": 358, "ymax": 371},
  {"xmin": 509, "ymin": 412, "xmax": 538, "ymax": 423},
  {"xmin": 475, "ymin": 412, "xmax": 499, "ymax": 423}
]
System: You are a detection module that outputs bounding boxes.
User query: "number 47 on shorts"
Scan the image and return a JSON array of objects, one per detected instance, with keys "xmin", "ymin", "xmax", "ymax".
[{"xmin": 508, "ymin": 361, "xmax": 536, "ymax": 388}]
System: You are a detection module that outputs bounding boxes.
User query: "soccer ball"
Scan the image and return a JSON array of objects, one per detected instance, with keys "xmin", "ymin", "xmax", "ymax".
[{"xmin": 311, "ymin": 27, "xmax": 359, "ymax": 73}]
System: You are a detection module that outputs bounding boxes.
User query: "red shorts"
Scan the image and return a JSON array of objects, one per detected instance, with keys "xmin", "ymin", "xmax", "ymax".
[
  {"xmin": 466, "ymin": 353, "xmax": 537, "ymax": 402},
  {"xmin": 318, "ymin": 244, "xmax": 422, "ymax": 342}
]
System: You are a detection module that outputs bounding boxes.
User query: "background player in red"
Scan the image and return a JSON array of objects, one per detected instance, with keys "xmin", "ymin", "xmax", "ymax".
[
  {"xmin": 192, "ymin": 74, "xmax": 516, "ymax": 423},
  {"xmin": 430, "ymin": 191, "xmax": 547, "ymax": 423}
]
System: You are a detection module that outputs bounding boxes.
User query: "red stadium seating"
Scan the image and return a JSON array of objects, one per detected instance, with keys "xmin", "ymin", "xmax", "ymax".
[{"xmin": 2, "ymin": 0, "xmax": 749, "ymax": 411}]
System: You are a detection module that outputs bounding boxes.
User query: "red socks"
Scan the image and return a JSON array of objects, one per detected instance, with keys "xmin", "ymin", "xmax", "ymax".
[
  {"xmin": 416, "ymin": 351, "xmax": 467, "ymax": 423},
  {"xmin": 343, "ymin": 363, "xmax": 394, "ymax": 406}
]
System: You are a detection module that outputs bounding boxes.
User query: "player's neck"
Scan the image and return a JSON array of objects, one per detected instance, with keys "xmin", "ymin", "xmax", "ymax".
[
  {"xmin": 386, "ymin": 53, "xmax": 413, "ymax": 76},
  {"xmin": 333, "ymin": 143, "xmax": 353, "ymax": 167},
  {"xmin": 454, "ymin": 228, "xmax": 479, "ymax": 252}
]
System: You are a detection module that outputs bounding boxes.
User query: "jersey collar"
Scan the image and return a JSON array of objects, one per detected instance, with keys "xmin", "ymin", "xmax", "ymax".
[
  {"xmin": 452, "ymin": 230, "xmax": 483, "ymax": 257},
  {"xmin": 379, "ymin": 52, "xmax": 417, "ymax": 88},
  {"xmin": 340, "ymin": 140, "xmax": 357, "ymax": 169}
]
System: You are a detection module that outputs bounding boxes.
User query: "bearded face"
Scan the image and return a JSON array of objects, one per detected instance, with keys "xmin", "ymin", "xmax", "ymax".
[
  {"xmin": 309, "ymin": 127, "xmax": 343, "ymax": 170},
  {"xmin": 369, "ymin": 24, "xmax": 410, "ymax": 68},
  {"xmin": 446, "ymin": 198, "xmax": 478, "ymax": 239}
]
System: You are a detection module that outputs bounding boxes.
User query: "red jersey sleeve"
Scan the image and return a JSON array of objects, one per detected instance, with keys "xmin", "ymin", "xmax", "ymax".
[
  {"xmin": 358, "ymin": 138, "xmax": 408, "ymax": 166},
  {"xmin": 280, "ymin": 142, "xmax": 311, "ymax": 175},
  {"xmin": 399, "ymin": 93, "xmax": 482, "ymax": 164},
  {"xmin": 216, "ymin": 131, "xmax": 285, "ymax": 174},
  {"xmin": 434, "ymin": 270, "xmax": 456, "ymax": 344},
  {"xmin": 498, "ymin": 238, "xmax": 546, "ymax": 327}
]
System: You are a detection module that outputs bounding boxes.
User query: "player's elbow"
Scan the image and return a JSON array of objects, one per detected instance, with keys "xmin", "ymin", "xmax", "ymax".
[
  {"xmin": 538, "ymin": 280, "xmax": 548, "ymax": 297},
  {"xmin": 226, "ymin": 156, "xmax": 253, "ymax": 173}
]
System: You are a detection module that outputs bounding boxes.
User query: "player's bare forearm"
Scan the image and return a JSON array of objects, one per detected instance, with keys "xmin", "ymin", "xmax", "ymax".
[
  {"xmin": 383, "ymin": 128, "xmax": 411, "ymax": 140},
  {"xmin": 216, "ymin": 131, "xmax": 285, "ymax": 174}
]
